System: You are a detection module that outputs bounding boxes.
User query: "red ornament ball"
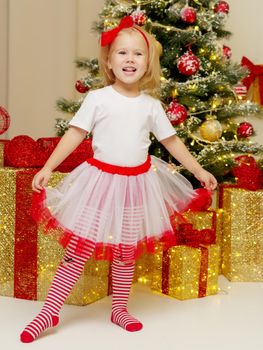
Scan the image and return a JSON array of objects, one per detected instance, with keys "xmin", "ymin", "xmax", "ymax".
[
  {"xmin": 75, "ymin": 80, "xmax": 90, "ymax": 93},
  {"xmin": 180, "ymin": 6, "xmax": 197, "ymax": 23},
  {"xmin": 166, "ymin": 101, "xmax": 188, "ymax": 125},
  {"xmin": 214, "ymin": 1, "xmax": 230, "ymax": 14},
  {"xmin": 237, "ymin": 122, "xmax": 254, "ymax": 138},
  {"xmin": 0, "ymin": 106, "xmax": 10, "ymax": 135},
  {"xmin": 222, "ymin": 45, "xmax": 232, "ymax": 59},
  {"xmin": 131, "ymin": 10, "xmax": 147, "ymax": 26},
  {"xmin": 177, "ymin": 50, "xmax": 200, "ymax": 76}
]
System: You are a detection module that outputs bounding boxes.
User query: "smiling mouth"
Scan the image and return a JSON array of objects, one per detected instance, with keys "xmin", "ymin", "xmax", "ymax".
[{"xmin": 122, "ymin": 67, "xmax": 137, "ymax": 72}]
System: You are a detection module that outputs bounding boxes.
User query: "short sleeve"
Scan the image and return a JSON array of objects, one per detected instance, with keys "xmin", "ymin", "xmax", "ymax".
[
  {"xmin": 68, "ymin": 91, "xmax": 97, "ymax": 132},
  {"xmin": 151, "ymin": 100, "xmax": 176, "ymax": 141}
]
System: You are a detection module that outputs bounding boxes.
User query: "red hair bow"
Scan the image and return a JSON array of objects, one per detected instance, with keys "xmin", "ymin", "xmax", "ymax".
[{"xmin": 101, "ymin": 16, "xmax": 134, "ymax": 47}]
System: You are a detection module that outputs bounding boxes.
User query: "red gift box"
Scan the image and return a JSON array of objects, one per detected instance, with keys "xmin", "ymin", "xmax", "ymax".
[{"xmin": 4, "ymin": 135, "xmax": 93, "ymax": 172}]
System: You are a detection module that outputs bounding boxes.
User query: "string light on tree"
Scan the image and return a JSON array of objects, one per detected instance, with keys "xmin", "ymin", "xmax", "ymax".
[
  {"xmin": 200, "ymin": 115, "xmax": 223, "ymax": 141},
  {"xmin": 210, "ymin": 96, "xmax": 223, "ymax": 109},
  {"xmin": 180, "ymin": 6, "xmax": 196, "ymax": 23},
  {"xmin": 198, "ymin": 47, "xmax": 207, "ymax": 56},
  {"xmin": 154, "ymin": 147, "xmax": 164, "ymax": 158},
  {"xmin": 222, "ymin": 120, "xmax": 238, "ymax": 141},
  {"xmin": 177, "ymin": 50, "xmax": 200, "ymax": 76},
  {"xmin": 166, "ymin": 100, "xmax": 188, "ymax": 126},
  {"xmin": 214, "ymin": 1, "xmax": 230, "ymax": 14},
  {"xmin": 172, "ymin": 88, "xmax": 179, "ymax": 98},
  {"xmin": 188, "ymin": 83, "xmax": 198, "ymax": 93},
  {"xmin": 237, "ymin": 122, "xmax": 254, "ymax": 138},
  {"xmin": 222, "ymin": 129, "xmax": 237, "ymax": 141},
  {"xmin": 209, "ymin": 51, "xmax": 219, "ymax": 62}
]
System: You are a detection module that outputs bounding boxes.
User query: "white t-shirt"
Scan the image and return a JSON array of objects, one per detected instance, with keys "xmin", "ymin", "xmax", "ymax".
[{"xmin": 69, "ymin": 85, "xmax": 176, "ymax": 166}]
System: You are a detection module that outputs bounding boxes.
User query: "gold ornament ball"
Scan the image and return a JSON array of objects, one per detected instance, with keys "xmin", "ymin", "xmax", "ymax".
[
  {"xmin": 155, "ymin": 40, "xmax": 163, "ymax": 56},
  {"xmin": 200, "ymin": 119, "xmax": 223, "ymax": 141}
]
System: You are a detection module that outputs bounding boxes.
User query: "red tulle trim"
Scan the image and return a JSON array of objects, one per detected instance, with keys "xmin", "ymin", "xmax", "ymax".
[
  {"xmin": 86, "ymin": 155, "xmax": 151, "ymax": 176},
  {"xmin": 31, "ymin": 189, "xmax": 177, "ymax": 262}
]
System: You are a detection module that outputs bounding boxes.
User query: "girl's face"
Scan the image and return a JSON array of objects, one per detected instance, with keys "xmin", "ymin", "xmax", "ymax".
[{"xmin": 107, "ymin": 30, "xmax": 148, "ymax": 91}]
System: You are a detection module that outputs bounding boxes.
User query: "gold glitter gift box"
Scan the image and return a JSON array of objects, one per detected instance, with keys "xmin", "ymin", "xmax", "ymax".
[
  {"xmin": 149, "ymin": 210, "xmax": 220, "ymax": 300},
  {"xmin": 151, "ymin": 243, "xmax": 220, "ymax": 300},
  {"xmin": 184, "ymin": 209, "xmax": 223, "ymax": 273},
  {"xmin": 0, "ymin": 167, "xmax": 111, "ymax": 305},
  {"xmin": 134, "ymin": 209, "xmax": 222, "ymax": 286},
  {"xmin": 0, "ymin": 140, "xmax": 9, "ymax": 167},
  {"xmin": 219, "ymin": 186, "xmax": 263, "ymax": 281}
]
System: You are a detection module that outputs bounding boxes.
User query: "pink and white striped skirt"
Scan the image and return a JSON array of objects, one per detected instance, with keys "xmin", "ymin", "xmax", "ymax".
[{"xmin": 32, "ymin": 155, "xmax": 197, "ymax": 262}]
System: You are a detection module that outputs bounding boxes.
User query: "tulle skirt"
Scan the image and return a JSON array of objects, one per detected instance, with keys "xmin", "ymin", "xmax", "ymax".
[{"xmin": 32, "ymin": 155, "xmax": 197, "ymax": 262}]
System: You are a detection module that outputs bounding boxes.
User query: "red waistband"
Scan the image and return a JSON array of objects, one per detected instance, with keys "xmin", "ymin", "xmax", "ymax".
[{"xmin": 86, "ymin": 155, "xmax": 151, "ymax": 176}]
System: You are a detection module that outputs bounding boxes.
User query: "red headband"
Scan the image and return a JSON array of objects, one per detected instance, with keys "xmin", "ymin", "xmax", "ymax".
[{"xmin": 101, "ymin": 15, "xmax": 149, "ymax": 49}]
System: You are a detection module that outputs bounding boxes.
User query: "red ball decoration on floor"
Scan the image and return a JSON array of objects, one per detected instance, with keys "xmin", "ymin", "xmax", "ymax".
[
  {"xmin": 237, "ymin": 122, "xmax": 254, "ymax": 138},
  {"xmin": 166, "ymin": 100, "xmax": 188, "ymax": 125},
  {"xmin": 75, "ymin": 80, "xmax": 90, "ymax": 93},
  {"xmin": 214, "ymin": 1, "xmax": 230, "ymax": 14},
  {"xmin": 222, "ymin": 45, "xmax": 232, "ymax": 59},
  {"xmin": 0, "ymin": 106, "xmax": 10, "ymax": 135},
  {"xmin": 180, "ymin": 6, "xmax": 197, "ymax": 23},
  {"xmin": 131, "ymin": 10, "xmax": 147, "ymax": 26},
  {"xmin": 177, "ymin": 50, "xmax": 200, "ymax": 76}
]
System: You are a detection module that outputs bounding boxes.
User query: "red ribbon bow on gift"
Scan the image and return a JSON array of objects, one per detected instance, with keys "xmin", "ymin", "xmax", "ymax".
[
  {"xmin": 175, "ymin": 223, "xmax": 216, "ymax": 247},
  {"xmin": 101, "ymin": 16, "xmax": 134, "ymax": 47},
  {"xmin": 241, "ymin": 56, "xmax": 263, "ymax": 104}
]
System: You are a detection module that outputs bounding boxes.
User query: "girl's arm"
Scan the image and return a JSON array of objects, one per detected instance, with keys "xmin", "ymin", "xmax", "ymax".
[
  {"xmin": 43, "ymin": 126, "xmax": 87, "ymax": 171},
  {"xmin": 32, "ymin": 126, "xmax": 86, "ymax": 192},
  {"xmin": 160, "ymin": 134, "xmax": 217, "ymax": 190}
]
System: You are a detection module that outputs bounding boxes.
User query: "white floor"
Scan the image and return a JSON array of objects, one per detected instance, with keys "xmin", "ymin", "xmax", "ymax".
[{"xmin": 1, "ymin": 276, "xmax": 263, "ymax": 350}]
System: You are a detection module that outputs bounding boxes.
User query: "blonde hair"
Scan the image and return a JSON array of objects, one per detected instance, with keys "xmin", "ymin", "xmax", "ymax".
[{"xmin": 98, "ymin": 26, "xmax": 161, "ymax": 97}]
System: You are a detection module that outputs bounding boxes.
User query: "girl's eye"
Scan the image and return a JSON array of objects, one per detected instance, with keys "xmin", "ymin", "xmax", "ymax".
[
  {"xmin": 118, "ymin": 51, "xmax": 126, "ymax": 54},
  {"xmin": 136, "ymin": 52, "xmax": 143, "ymax": 56}
]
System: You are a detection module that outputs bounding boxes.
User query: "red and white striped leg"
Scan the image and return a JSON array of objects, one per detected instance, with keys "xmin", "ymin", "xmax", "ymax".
[
  {"xmin": 111, "ymin": 251, "xmax": 143, "ymax": 332},
  {"xmin": 20, "ymin": 238, "xmax": 94, "ymax": 343}
]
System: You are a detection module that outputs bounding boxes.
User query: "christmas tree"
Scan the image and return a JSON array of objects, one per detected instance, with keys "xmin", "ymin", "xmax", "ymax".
[{"xmin": 55, "ymin": 0, "xmax": 263, "ymax": 184}]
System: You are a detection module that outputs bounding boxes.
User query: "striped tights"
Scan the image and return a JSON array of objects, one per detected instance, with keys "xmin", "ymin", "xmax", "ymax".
[{"xmin": 20, "ymin": 240, "xmax": 142, "ymax": 343}]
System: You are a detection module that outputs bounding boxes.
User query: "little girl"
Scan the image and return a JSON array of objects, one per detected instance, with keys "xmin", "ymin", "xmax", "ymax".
[{"xmin": 20, "ymin": 15, "xmax": 217, "ymax": 342}]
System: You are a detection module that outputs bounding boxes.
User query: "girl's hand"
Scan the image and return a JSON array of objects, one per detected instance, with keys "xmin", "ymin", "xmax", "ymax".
[
  {"xmin": 194, "ymin": 168, "xmax": 217, "ymax": 191},
  {"xmin": 32, "ymin": 167, "xmax": 52, "ymax": 193}
]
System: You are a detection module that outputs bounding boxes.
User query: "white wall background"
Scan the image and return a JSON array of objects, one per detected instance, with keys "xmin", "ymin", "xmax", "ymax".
[
  {"xmin": 0, "ymin": 0, "xmax": 105, "ymax": 139},
  {"xmin": 227, "ymin": 0, "xmax": 263, "ymax": 64},
  {"xmin": 0, "ymin": 0, "xmax": 262, "ymax": 142}
]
